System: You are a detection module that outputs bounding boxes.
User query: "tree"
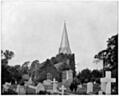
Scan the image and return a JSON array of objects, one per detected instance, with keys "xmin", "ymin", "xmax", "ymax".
[
  {"xmin": 1, "ymin": 50, "xmax": 14, "ymax": 66},
  {"xmin": 91, "ymin": 69, "xmax": 102, "ymax": 83},
  {"xmin": 51, "ymin": 57, "xmax": 58, "ymax": 64},
  {"xmin": 29, "ymin": 60, "xmax": 40, "ymax": 82},
  {"xmin": 13, "ymin": 65, "xmax": 22, "ymax": 83},
  {"xmin": 77, "ymin": 69, "xmax": 92, "ymax": 83},
  {"xmin": 1, "ymin": 50, "xmax": 15, "ymax": 84},
  {"xmin": 3, "ymin": 50, "xmax": 14, "ymax": 60},
  {"xmin": 94, "ymin": 34, "xmax": 118, "ymax": 94},
  {"xmin": 21, "ymin": 61, "xmax": 30, "ymax": 74},
  {"xmin": 91, "ymin": 69, "xmax": 102, "ymax": 78}
]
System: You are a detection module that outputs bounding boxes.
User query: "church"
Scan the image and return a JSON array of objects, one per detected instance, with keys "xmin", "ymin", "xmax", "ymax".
[{"xmin": 31, "ymin": 22, "xmax": 76, "ymax": 83}]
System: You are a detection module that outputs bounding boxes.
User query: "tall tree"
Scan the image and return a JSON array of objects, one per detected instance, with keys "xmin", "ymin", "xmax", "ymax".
[
  {"xmin": 1, "ymin": 50, "xmax": 15, "ymax": 84},
  {"xmin": 94, "ymin": 34, "xmax": 118, "ymax": 94}
]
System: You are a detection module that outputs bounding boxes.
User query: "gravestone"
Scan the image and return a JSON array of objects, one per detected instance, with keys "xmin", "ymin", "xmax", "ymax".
[
  {"xmin": 43, "ymin": 79, "xmax": 52, "ymax": 85},
  {"xmin": 52, "ymin": 78, "xmax": 58, "ymax": 93},
  {"xmin": 25, "ymin": 85, "xmax": 36, "ymax": 94},
  {"xmin": 100, "ymin": 82, "xmax": 106, "ymax": 94},
  {"xmin": 43, "ymin": 79, "xmax": 53, "ymax": 92},
  {"xmin": 16, "ymin": 84, "xmax": 26, "ymax": 94},
  {"xmin": 59, "ymin": 85, "xmax": 66, "ymax": 95},
  {"xmin": 98, "ymin": 90, "xmax": 103, "ymax": 95},
  {"xmin": 78, "ymin": 84, "xmax": 82, "ymax": 88},
  {"xmin": 77, "ymin": 84, "xmax": 83, "ymax": 93},
  {"xmin": 25, "ymin": 77, "xmax": 33, "ymax": 86},
  {"xmin": 36, "ymin": 82, "xmax": 45, "ymax": 93},
  {"xmin": 100, "ymin": 71, "xmax": 116, "ymax": 95},
  {"xmin": 87, "ymin": 82, "xmax": 93, "ymax": 94},
  {"xmin": 43, "ymin": 73, "xmax": 54, "ymax": 92},
  {"xmin": 3, "ymin": 82, "xmax": 11, "ymax": 92}
]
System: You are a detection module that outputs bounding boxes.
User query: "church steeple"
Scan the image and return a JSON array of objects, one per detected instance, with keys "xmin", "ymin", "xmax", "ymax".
[{"xmin": 59, "ymin": 22, "xmax": 71, "ymax": 54}]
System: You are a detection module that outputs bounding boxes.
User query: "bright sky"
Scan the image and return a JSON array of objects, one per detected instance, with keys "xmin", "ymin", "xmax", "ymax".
[{"xmin": 2, "ymin": 0, "xmax": 118, "ymax": 72}]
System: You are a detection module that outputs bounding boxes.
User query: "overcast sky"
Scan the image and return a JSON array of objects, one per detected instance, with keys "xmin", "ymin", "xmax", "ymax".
[{"xmin": 2, "ymin": 0, "xmax": 118, "ymax": 72}]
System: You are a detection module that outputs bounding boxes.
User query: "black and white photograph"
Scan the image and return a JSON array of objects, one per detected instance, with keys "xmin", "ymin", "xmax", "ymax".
[{"xmin": 1, "ymin": 0, "xmax": 118, "ymax": 95}]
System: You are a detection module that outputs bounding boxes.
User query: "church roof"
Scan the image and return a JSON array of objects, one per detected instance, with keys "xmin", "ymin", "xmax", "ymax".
[{"xmin": 59, "ymin": 22, "xmax": 71, "ymax": 54}]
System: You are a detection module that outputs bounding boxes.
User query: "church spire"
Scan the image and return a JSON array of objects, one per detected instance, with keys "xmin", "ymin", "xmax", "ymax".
[{"xmin": 59, "ymin": 21, "xmax": 71, "ymax": 54}]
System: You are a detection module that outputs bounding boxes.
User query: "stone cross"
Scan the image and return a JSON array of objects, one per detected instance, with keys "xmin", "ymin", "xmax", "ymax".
[
  {"xmin": 60, "ymin": 85, "xmax": 66, "ymax": 95},
  {"xmin": 52, "ymin": 78, "xmax": 58, "ymax": 93},
  {"xmin": 100, "ymin": 71, "xmax": 116, "ymax": 95}
]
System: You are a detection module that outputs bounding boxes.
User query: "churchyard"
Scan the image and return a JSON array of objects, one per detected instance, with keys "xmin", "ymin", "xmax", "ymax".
[
  {"xmin": 2, "ymin": 70, "xmax": 116, "ymax": 95},
  {"xmin": 1, "ymin": 34, "xmax": 118, "ymax": 95},
  {"xmin": 1, "ymin": 33, "xmax": 118, "ymax": 95}
]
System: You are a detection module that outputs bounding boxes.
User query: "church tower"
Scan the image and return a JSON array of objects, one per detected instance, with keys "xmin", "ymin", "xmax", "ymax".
[
  {"xmin": 58, "ymin": 21, "xmax": 76, "ymax": 77},
  {"xmin": 59, "ymin": 22, "xmax": 71, "ymax": 54}
]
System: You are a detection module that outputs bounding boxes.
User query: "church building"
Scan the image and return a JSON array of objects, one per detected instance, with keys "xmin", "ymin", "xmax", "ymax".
[{"xmin": 32, "ymin": 22, "xmax": 76, "ymax": 83}]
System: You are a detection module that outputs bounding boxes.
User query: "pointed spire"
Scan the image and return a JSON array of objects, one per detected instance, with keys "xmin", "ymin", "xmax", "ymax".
[{"xmin": 59, "ymin": 21, "xmax": 71, "ymax": 54}]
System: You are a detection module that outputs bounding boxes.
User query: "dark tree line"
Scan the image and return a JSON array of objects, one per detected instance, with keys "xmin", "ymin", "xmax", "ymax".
[{"xmin": 77, "ymin": 69, "xmax": 102, "ymax": 84}]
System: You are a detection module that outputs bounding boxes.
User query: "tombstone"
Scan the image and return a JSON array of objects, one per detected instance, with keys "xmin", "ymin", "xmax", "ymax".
[
  {"xmin": 98, "ymin": 90, "xmax": 103, "ymax": 95},
  {"xmin": 52, "ymin": 78, "xmax": 58, "ymax": 93},
  {"xmin": 100, "ymin": 71, "xmax": 116, "ymax": 95},
  {"xmin": 43, "ymin": 79, "xmax": 52, "ymax": 85},
  {"xmin": 43, "ymin": 79, "xmax": 53, "ymax": 92},
  {"xmin": 16, "ymin": 84, "xmax": 26, "ymax": 94},
  {"xmin": 59, "ymin": 85, "xmax": 66, "ymax": 95},
  {"xmin": 87, "ymin": 82, "xmax": 93, "ymax": 94},
  {"xmin": 25, "ymin": 85, "xmax": 36, "ymax": 94},
  {"xmin": 3, "ymin": 82, "xmax": 11, "ymax": 92},
  {"xmin": 36, "ymin": 82, "xmax": 45, "ymax": 93},
  {"xmin": 77, "ymin": 84, "xmax": 83, "ymax": 93},
  {"xmin": 25, "ymin": 77, "xmax": 33, "ymax": 87},
  {"xmin": 78, "ymin": 84, "xmax": 82, "ymax": 88}
]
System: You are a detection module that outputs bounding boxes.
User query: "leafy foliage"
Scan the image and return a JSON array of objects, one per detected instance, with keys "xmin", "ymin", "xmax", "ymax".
[
  {"xmin": 95, "ymin": 34, "xmax": 118, "ymax": 71},
  {"xmin": 21, "ymin": 61, "xmax": 30, "ymax": 74},
  {"xmin": 1, "ymin": 50, "xmax": 22, "ymax": 84},
  {"xmin": 94, "ymin": 34, "xmax": 118, "ymax": 94},
  {"xmin": 77, "ymin": 69, "xmax": 102, "ymax": 84},
  {"xmin": 77, "ymin": 69, "xmax": 92, "ymax": 83}
]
